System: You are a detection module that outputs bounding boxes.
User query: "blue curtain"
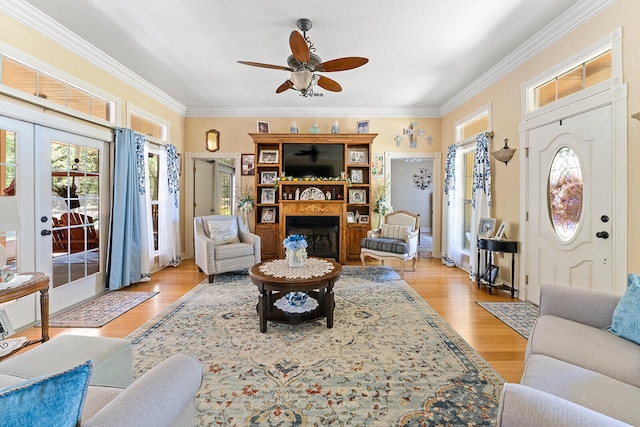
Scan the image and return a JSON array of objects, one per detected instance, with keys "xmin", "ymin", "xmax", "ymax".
[{"xmin": 107, "ymin": 128, "xmax": 145, "ymax": 290}]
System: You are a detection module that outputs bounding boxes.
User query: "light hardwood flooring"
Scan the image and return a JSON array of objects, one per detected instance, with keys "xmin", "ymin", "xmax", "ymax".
[{"xmin": 17, "ymin": 257, "xmax": 527, "ymax": 383}]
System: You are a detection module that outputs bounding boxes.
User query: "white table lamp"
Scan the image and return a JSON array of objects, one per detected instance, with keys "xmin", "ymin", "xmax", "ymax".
[{"xmin": 0, "ymin": 197, "xmax": 23, "ymax": 268}]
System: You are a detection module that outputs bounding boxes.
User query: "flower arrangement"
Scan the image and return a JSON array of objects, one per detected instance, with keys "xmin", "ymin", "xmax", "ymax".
[
  {"xmin": 373, "ymin": 182, "xmax": 392, "ymax": 217},
  {"xmin": 283, "ymin": 234, "xmax": 308, "ymax": 267},
  {"xmin": 283, "ymin": 234, "xmax": 308, "ymax": 251},
  {"xmin": 237, "ymin": 183, "xmax": 254, "ymax": 214}
]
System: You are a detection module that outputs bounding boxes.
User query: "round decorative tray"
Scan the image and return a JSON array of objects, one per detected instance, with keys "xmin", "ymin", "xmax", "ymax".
[{"xmin": 299, "ymin": 187, "xmax": 326, "ymax": 200}]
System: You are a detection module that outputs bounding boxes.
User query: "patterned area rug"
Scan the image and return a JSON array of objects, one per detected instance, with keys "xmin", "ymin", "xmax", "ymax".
[
  {"xmin": 476, "ymin": 302, "xmax": 539, "ymax": 339},
  {"xmin": 127, "ymin": 266, "xmax": 505, "ymax": 425},
  {"xmin": 48, "ymin": 291, "xmax": 158, "ymax": 328}
]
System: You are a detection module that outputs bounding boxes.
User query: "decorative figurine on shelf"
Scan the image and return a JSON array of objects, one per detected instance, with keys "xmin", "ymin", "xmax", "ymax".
[
  {"xmin": 310, "ymin": 123, "xmax": 321, "ymax": 134},
  {"xmin": 331, "ymin": 120, "xmax": 339, "ymax": 134},
  {"xmin": 290, "ymin": 121, "xmax": 298, "ymax": 134},
  {"xmin": 295, "ymin": 188, "xmax": 300, "ymax": 200}
]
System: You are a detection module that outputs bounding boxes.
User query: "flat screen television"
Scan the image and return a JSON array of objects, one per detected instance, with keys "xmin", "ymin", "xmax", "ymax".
[{"xmin": 282, "ymin": 144, "xmax": 344, "ymax": 178}]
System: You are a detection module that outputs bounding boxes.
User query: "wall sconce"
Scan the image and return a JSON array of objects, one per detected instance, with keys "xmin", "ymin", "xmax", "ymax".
[
  {"xmin": 206, "ymin": 129, "xmax": 220, "ymax": 152},
  {"xmin": 490, "ymin": 138, "xmax": 516, "ymax": 165}
]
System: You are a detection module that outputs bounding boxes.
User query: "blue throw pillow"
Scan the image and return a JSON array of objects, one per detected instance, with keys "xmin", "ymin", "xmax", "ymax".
[
  {"xmin": 610, "ymin": 273, "xmax": 640, "ymax": 344},
  {"xmin": 0, "ymin": 360, "xmax": 92, "ymax": 427}
]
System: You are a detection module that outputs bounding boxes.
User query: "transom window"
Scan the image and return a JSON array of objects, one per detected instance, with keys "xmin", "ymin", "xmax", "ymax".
[
  {"xmin": 0, "ymin": 54, "xmax": 115, "ymax": 123},
  {"xmin": 530, "ymin": 50, "xmax": 611, "ymax": 111}
]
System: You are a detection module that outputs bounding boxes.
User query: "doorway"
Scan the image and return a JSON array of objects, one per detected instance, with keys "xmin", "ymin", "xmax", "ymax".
[
  {"xmin": 385, "ymin": 152, "xmax": 441, "ymax": 259},
  {"xmin": 184, "ymin": 152, "xmax": 241, "ymax": 258}
]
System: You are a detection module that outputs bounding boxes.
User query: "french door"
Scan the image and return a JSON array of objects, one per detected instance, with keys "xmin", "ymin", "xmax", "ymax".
[{"xmin": 0, "ymin": 115, "xmax": 108, "ymax": 326}]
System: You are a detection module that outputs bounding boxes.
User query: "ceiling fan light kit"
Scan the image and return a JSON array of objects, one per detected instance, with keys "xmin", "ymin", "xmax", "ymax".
[{"xmin": 238, "ymin": 18, "xmax": 368, "ymax": 98}]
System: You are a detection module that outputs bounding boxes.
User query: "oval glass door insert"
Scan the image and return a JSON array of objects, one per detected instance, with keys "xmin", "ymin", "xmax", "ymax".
[{"xmin": 547, "ymin": 146, "xmax": 583, "ymax": 241}]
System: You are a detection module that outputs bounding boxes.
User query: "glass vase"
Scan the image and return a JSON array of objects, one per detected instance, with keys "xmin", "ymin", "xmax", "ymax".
[{"xmin": 286, "ymin": 248, "xmax": 307, "ymax": 268}]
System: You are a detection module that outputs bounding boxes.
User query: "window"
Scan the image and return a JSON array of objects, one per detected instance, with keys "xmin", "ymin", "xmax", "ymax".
[
  {"xmin": 129, "ymin": 106, "xmax": 170, "ymax": 262},
  {"xmin": 453, "ymin": 106, "xmax": 491, "ymax": 256},
  {"xmin": 0, "ymin": 54, "xmax": 115, "ymax": 123},
  {"xmin": 147, "ymin": 151, "xmax": 160, "ymax": 253},
  {"xmin": 530, "ymin": 50, "xmax": 611, "ymax": 111}
]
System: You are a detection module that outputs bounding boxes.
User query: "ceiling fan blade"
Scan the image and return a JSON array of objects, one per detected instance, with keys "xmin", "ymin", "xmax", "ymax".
[
  {"xmin": 237, "ymin": 61, "xmax": 292, "ymax": 71},
  {"xmin": 289, "ymin": 31, "xmax": 310, "ymax": 64},
  {"xmin": 276, "ymin": 80, "xmax": 294, "ymax": 93},
  {"xmin": 317, "ymin": 75, "xmax": 342, "ymax": 92},
  {"xmin": 315, "ymin": 57, "xmax": 369, "ymax": 72}
]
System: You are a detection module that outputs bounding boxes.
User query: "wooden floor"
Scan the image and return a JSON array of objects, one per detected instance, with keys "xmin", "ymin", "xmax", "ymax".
[{"xmin": 18, "ymin": 257, "xmax": 527, "ymax": 383}]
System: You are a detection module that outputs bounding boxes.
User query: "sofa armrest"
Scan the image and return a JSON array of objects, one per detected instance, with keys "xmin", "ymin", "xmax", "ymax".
[
  {"xmin": 84, "ymin": 354, "xmax": 203, "ymax": 427},
  {"xmin": 497, "ymin": 383, "xmax": 632, "ymax": 427},
  {"xmin": 368, "ymin": 229, "xmax": 381, "ymax": 238},
  {"xmin": 539, "ymin": 284, "xmax": 621, "ymax": 328},
  {"xmin": 239, "ymin": 231, "xmax": 261, "ymax": 262}
]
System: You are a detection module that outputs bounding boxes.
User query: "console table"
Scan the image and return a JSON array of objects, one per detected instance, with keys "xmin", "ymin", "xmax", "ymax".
[
  {"xmin": 477, "ymin": 239, "xmax": 518, "ymax": 298},
  {"xmin": 0, "ymin": 272, "xmax": 50, "ymax": 359}
]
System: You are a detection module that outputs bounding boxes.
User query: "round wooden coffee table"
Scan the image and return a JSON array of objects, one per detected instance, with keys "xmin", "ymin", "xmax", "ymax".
[{"xmin": 249, "ymin": 258, "xmax": 342, "ymax": 333}]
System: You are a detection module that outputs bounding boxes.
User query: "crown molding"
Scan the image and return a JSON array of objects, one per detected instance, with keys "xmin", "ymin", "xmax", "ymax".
[
  {"xmin": 0, "ymin": 0, "xmax": 187, "ymax": 116},
  {"xmin": 439, "ymin": 0, "xmax": 617, "ymax": 116},
  {"xmin": 2, "ymin": 0, "xmax": 616, "ymax": 120},
  {"xmin": 185, "ymin": 106, "xmax": 441, "ymax": 119}
]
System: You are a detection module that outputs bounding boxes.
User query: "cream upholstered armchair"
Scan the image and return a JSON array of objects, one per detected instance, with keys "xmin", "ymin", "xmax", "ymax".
[
  {"xmin": 194, "ymin": 214, "xmax": 261, "ymax": 283},
  {"xmin": 360, "ymin": 210, "xmax": 420, "ymax": 278}
]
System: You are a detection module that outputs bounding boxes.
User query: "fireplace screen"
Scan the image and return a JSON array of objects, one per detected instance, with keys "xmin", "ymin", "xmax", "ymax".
[{"xmin": 286, "ymin": 216, "xmax": 340, "ymax": 260}]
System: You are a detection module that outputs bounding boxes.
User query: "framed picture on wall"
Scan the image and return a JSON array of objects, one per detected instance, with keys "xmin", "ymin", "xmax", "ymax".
[
  {"xmin": 241, "ymin": 154, "xmax": 255, "ymax": 176},
  {"xmin": 371, "ymin": 154, "xmax": 384, "ymax": 177}
]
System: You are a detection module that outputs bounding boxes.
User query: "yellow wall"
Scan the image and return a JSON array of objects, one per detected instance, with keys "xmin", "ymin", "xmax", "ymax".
[
  {"xmin": 3, "ymin": 1, "xmax": 638, "ymax": 275},
  {"xmin": 441, "ymin": 0, "xmax": 640, "ymax": 274},
  {"xmin": 0, "ymin": 13, "xmax": 186, "ymax": 148}
]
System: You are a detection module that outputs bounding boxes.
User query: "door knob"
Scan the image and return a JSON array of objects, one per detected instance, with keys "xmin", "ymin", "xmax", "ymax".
[
  {"xmin": 596, "ymin": 231, "xmax": 609, "ymax": 239},
  {"xmin": 41, "ymin": 229, "xmax": 52, "ymax": 236},
  {"xmin": 600, "ymin": 215, "xmax": 609, "ymax": 223}
]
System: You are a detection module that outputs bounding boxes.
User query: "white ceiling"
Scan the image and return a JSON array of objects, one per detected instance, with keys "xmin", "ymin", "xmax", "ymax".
[{"xmin": 18, "ymin": 0, "xmax": 589, "ymax": 117}]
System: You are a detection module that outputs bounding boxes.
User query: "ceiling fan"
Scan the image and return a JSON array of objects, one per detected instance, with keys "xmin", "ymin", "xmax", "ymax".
[{"xmin": 238, "ymin": 18, "xmax": 368, "ymax": 97}]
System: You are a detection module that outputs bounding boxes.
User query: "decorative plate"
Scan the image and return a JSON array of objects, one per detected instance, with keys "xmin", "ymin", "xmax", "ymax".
[{"xmin": 299, "ymin": 187, "xmax": 326, "ymax": 200}]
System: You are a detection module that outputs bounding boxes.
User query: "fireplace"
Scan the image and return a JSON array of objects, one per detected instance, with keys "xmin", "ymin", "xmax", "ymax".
[{"xmin": 286, "ymin": 216, "xmax": 340, "ymax": 260}]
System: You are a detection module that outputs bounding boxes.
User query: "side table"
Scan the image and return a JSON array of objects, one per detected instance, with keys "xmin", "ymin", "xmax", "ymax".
[
  {"xmin": 0, "ymin": 272, "xmax": 50, "ymax": 359},
  {"xmin": 477, "ymin": 239, "xmax": 518, "ymax": 298}
]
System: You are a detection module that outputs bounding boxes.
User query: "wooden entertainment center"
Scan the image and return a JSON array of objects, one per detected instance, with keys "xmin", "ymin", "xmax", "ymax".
[{"xmin": 251, "ymin": 133, "xmax": 377, "ymax": 263}]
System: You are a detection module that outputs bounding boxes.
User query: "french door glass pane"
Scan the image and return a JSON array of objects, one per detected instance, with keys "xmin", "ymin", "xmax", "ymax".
[
  {"xmin": 51, "ymin": 140, "xmax": 100, "ymax": 287},
  {"xmin": 1, "ymin": 128, "xmax": 17, "ymax": 269}
]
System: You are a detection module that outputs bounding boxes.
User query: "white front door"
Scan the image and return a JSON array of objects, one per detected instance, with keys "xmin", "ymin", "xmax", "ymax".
[{"xmin": 526, "ymin": 105, "xmax": 613, "ymax": 303}]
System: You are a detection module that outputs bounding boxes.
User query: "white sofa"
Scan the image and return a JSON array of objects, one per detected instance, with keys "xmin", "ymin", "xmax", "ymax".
[
  {"xmin": 497, "ymin": 284, "xmax": 640, "ymax": 426},
  {"xmin": 0, "ymin": 335, "xmax": 203, "ymax": 427}
]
